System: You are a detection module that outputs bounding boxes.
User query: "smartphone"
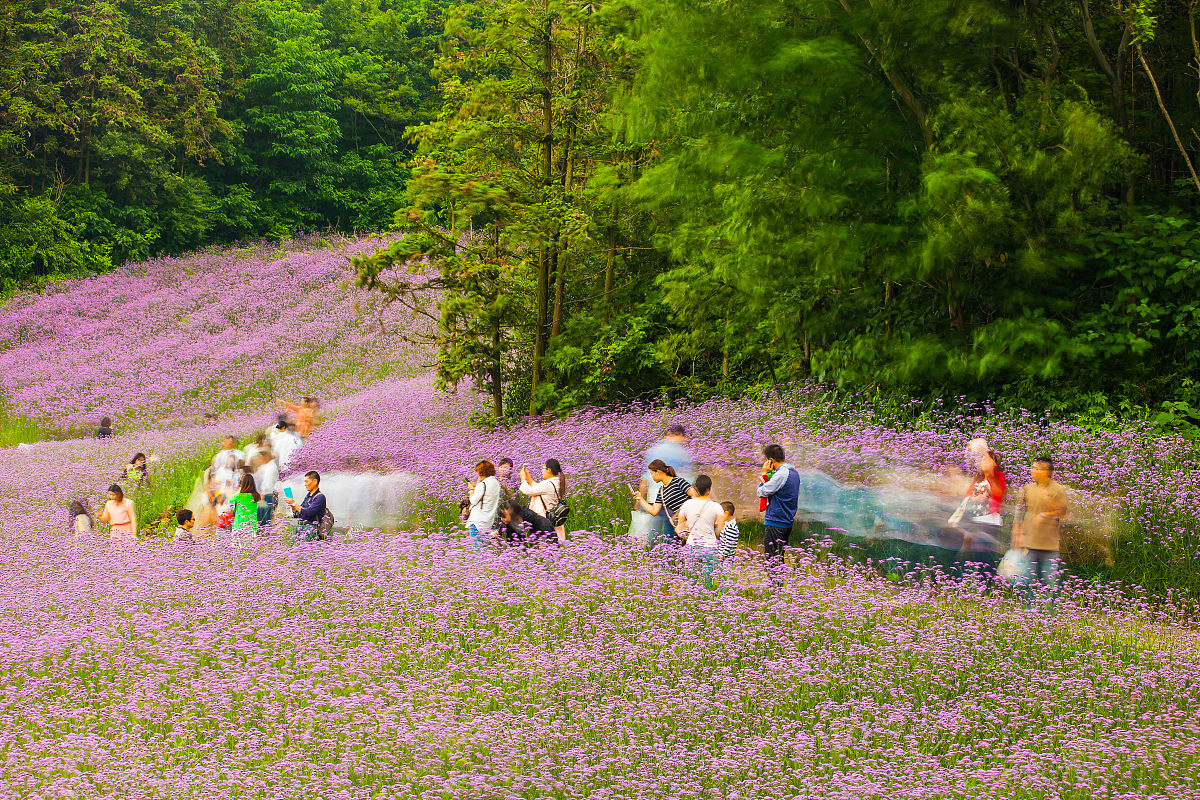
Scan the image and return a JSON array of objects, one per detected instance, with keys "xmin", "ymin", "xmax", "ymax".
[{"xmin": 283, "ymin": 487, "xmax": 294, "ymax": 499}]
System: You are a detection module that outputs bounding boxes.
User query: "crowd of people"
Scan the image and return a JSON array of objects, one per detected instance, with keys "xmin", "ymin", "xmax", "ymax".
[
  {"xmin": 461, "ymin": 426, "xmax": 1071, "ymax": 603},
  {"xmin": 73, "ymin": 402, "xmax": 1070, "ymax": 605},
  {"xmin": 72, "ymin": 397, "xmax": 330, "ymax": 545}
]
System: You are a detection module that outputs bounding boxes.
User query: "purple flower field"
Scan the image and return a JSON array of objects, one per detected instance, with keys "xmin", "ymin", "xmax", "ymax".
[{"xmin": 2, "ymin": 239, "xmax": 1200, "ymax": 798}]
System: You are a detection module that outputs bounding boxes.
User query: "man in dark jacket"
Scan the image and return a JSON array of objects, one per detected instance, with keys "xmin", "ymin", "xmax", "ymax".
[{"xmin": 496, "ymin": 498, "xmax": 557, "ymax": 545}]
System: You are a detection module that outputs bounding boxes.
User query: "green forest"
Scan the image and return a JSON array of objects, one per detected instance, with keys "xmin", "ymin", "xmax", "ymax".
[{"xmin": 5, "ymin": 0, "xmax": 1200, "ymax": 420}]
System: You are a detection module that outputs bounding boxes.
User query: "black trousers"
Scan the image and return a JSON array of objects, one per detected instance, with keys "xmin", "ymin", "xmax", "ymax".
[{"xmin": 763, "ymin": 524, "xmax": 793, "ymax": 561}]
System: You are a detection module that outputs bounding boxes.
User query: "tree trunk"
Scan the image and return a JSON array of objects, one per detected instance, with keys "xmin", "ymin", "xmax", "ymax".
[
  {"xmin": 492, "ymin": 316, "xmax": 503, "ymax": 419},
  {"xmin": 1137, "ymin": 44, "xmax": 1200, "ymax": 195},
  {"xmin": 603, "ymin": 215, "xmax": 616, "ymax": 324},
  {"xmin": 1079, "ymin": 0, "xmax": 1130, "ymax": 135},
  {"xmin": 835, "ymin": 0, "xmax": 933, "ymax": 150},
  {"xmin": 529, "ymin": 12, "xmax": 555, "ymax": 415},
  {"xmin": 551, "ymin": 113, "xmax": 575, "ymax": 340}
]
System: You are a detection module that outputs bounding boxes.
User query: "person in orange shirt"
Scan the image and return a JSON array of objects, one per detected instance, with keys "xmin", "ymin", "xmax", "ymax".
[
  {"xmin": 1013, "ymin": 456, "xmax": 1069, "ymax": 608},
  {"xmin": 278, "ymin": 397, "xmax": 321, "ymax": 438}
]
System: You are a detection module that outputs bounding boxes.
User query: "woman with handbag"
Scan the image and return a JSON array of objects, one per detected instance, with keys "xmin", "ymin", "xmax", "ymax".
[
  {"xmin": 520, "ymin": 459, "xmax": 568, "ymax": 543},
  {"xmin": 465, "ymin": 460, "xmax": 502, "ymax": 550},
  {"xmin": 629, "ymin": 459, "xmax": 695, "ymax": 548}
]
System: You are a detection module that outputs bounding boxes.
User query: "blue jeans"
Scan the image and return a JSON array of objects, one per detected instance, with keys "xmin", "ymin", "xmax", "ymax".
[
  {"xmin": 1022, "ymin": 549, "xmax": 1061, "ymax": 610},
  {"xmin": 468, "ymin": 523, "xmax": 486, "ymax": 551},
  {"xmin": 689, "ymin": 546, "xmax": 718, "ymax": 590},
  {"xmin": 647, "ymin": 510, "xmax": 673, "ymax": 550}
]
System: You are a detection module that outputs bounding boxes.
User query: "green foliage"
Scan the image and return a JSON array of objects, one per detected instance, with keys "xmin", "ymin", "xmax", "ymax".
[
  {"xmin": 538, "ymin": 313, "xmax": 664, "ymax": 411},
  {"xmin": 0, "ymin": 0, "xmax": 455, "ymax": 281},
  {"xmin": 0, "ymin": 197, "xmax": 109, "ymax": 287}
]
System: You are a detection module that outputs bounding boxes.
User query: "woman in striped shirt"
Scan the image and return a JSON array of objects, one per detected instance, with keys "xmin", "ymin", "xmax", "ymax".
[{"xmin": 630, "ymin": 459, "xmax": 695, "ymax": 545}]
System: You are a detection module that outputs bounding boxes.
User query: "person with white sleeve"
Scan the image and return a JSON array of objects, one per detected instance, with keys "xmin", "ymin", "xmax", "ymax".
[
  {"xmin": 520, "ymin": 459, "xmax": 567, "ymax": 543},
  {"xmin": 675, "ymin": 474, "xmax": 723, "ymax": 589},
  {"xmin": 466, "ymin": 460, "xmax": 502, "ymax": 550}
]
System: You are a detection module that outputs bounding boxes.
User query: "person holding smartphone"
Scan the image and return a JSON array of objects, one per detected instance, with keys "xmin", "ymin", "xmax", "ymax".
[
  {"xmin": 520, "ymin": 459, "xmax": 567, "ymax": 542},
  {"xmin": 284, "ymin": 471, "xmax": 326, "ymax": 541}
]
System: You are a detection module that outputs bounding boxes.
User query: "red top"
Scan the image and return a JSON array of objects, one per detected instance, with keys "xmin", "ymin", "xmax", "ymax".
[{"xmin": 965, "ymin": 451, "xmax": 1006, "ymax": 515}]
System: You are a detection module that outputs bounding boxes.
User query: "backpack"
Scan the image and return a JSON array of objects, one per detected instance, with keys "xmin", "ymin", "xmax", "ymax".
[
  {"xmin": 317, "ymin": 508, "xmax": 335, "ymax": 540},
  {"xmin": 547, "ymin": 479, "xmax": 571, "ymax": 527}
]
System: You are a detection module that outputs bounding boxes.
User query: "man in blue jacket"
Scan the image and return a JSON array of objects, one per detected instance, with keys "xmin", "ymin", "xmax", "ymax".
[{"xmin": 757, "ymin": 444, "xmax": 799, "ymax": 563}]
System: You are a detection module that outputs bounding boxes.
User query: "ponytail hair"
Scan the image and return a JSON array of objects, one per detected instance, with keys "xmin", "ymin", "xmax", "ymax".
[
  {"xmin": 646, "ymin": 459, "xmax": 677, "ymax": 479},
  {"xmin": 545, "ymin": 458, "xmax": 566, "ymax": 497}
]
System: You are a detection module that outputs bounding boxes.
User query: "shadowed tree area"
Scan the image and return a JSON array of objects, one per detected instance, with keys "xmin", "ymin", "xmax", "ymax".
[{"xmin": 5, "ymin": 0, "xmax": 1200, "ymax": 421}]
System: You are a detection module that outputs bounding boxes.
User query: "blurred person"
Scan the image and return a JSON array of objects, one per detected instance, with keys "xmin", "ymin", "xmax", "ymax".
[
  {"xmin": 639, "ymin": 425, "xmax": 695, "ymax": 541},
  {"xmin": 69, "ymin": 500, "xmax": 93, "ymax": 539},
  {"xmin": 244, "ymin": 432, "xmax": 270, "ymax": 466},
  {"xmin": 285, "ymin": 471, "xmax": 327, "ymax": 542},
  {"xmin": 496, "ymin": 497, "xmax": 557, "ymax": 545},
  {"xmin": 252, "ymin": 450, "xmax": 279, "ymax": 526},
  {"xmin": 520, "ymin": 459, "xmax": 568, "ymax": 542},
  {"xmin": 675, "ymin": 474, "xmax": 723, "ymax": 589},
  {"xmin": 949, "ymin": 439, "xmax": 1007, "ymax": 577},
  {"xmin": 1013, "ymin": 456, "xmax": 1069, "ymax": 609},
  {"xmin": 271, "ymin": 421, "xmax": 302, "ymax": 472},
  {"xmin": 757, "ymin": 444, "xmax": 799, "ymax": 563},
  {"xmin": 98, "ymin": 484, "xmax": 137, "ymax": 541},
  {"xmin": 121, "ymin": 452, "xmax": 148, "ymax": 489},
  {"xmin": 96, "ymin": 417, "xmax": 114, "ymax": 439},
  {"xmin": 629, "ymin": 460, "xmax": 694, "ymax": 547},
  {"xmin": 174, "ymin": 508, "xmax": 195, "ymax": 542},
  {"xmin": 278, "ymin": 397, "xmax": 320, "ymax": 438},
  {"xmin": 465, "ymin": 459, "xmax": 503, "ymax": 550},
  {"xmin": 211, "ymin": 436, "xmax": 245, "ymax": 475}
]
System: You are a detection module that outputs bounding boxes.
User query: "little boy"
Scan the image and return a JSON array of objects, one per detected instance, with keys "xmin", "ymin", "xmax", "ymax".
[
  {"xmin": 174, "ymin": 508, "xmax": 195, "ymax": 542},
  {"xmin": 718, "ymin": 501, "xmax": 740, "ymax": 560}
]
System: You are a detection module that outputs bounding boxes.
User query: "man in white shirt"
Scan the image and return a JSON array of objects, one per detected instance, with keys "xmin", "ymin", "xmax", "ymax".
[
  {"xmin": 271, "ymin": 422, "xmax": 302, "ymax": 473},
  {"xmin": 251, "ymin": 452, "xmax": 280, "ymax": 526}
]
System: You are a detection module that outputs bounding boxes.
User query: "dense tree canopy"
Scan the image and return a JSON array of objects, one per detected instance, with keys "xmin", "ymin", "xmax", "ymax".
[{"xmin": 5, "ymin": 0, "xmax": 1200, "ymax": 418}]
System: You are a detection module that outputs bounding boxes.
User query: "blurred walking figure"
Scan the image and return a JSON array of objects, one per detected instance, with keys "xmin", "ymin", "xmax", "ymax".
[
  {"xmin": 639, "ymin": 425, "xmax": 695, "ymax": 542},
  {"xmin": 69, "ymin": 500, "xmax": 93, "ymax": 539},
  {"xmin": 278, "ymin": 397, "xmax": 320, "ymax": 438},
  {"xmin": 122, "ymin": 452, "xmax": 149, "ymax": 489},
  {"xmin": 465, "ymin": 460, "xmax": 502, "ymax": 549},
  {"xmin": 495, "ymin": 457, "xmax": 519, "ymax": 496},
  {"xmin": 244, "ymin": 432, "xmax": 270, "ymax": 466},
  {"xmin": 1013, "ymin": 456, "xmax": 1069, "ymax": 610},
  {"xmin": 948, "ymin": 438, "xmax": 1007, "ymax": 575},
  {"xmin": 520, "ymin": 459, "xmax": 568, "ymax": 542},
  {"xmin": 252, "ymin": 450, "xmax": 279, "ymax": 527},
  {"xmin": 630, "ymin": 460, "xmax": 694, "ymax": 547},
  {"xmin": 286, "ymin": 471, "xmax": 327, "ymax": 542},
  {"xmin": 96, "ymin": 417, "xmax": 114, "ymax": 439},
  {"xmin": 271, "ymin": 421, "xmax": 302, "ymax": 472},
  {"xmin": 676, "ymin": 475, "xmax": 723, "ymax": 589},
  {"xmin": 98, "ymin": 484, "xmax": 137, "ymax": 541},
  {"xmin": 757, "ymin": 444, "xmax": 799, "ymax": 563},
  {"xmin": 212, "ymin": 436, "xmax": 244, "ymax": 475}
]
